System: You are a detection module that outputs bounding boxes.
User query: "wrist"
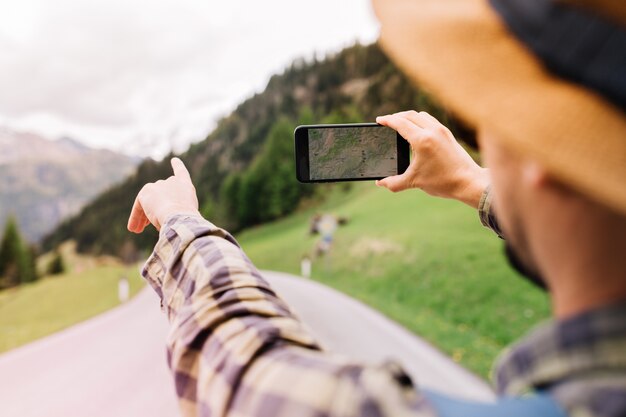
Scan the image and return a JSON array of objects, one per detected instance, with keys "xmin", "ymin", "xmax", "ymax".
[
  {"xmin": 158, "ymin": 207, "xmax": 201, "ymax": 228},
  {"xmin": 454, "ymin": 167, "xmax": 490, "ymax": 209}
]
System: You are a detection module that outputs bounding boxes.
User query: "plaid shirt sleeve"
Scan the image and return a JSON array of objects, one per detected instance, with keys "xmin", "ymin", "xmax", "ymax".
[
  {"xmin": 142, "ymin": 214, "xmax": 437, "ymax": 417},
  {"xmin": 478, "ymin": 185, "xmax": 505, "ymax": 239}
]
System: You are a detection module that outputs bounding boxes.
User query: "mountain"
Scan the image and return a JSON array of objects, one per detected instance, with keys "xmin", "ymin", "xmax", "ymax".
[
  {"xmin": 43, "ymin": 42, "xmax": 475, "ymax": 256},
  {"xmin": 0, "ymin": 129, "xmax": 140, "ymax": 242}
]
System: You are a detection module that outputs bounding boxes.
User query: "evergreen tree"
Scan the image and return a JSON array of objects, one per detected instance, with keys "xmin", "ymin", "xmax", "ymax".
[
  {"xmin": 231, "ymin": 118, "xmax": 314, "ymax": 229},
  {"xmin": 22, "ymin": 245, "xmax": 38, "ymax": 283},
  {"xmin": 218, "ymin": 174, "xmax": 243, "ymax": 230},
  {"xmin": 0, "ymin": 217, "xmax": 36, "ymax": 287},
  {"xmin": 0, "ymin": 217, "xmax": 22, "ymax": 287},
  {"xmin": 46, "ymin": 251, "xmax": 66, "ymax": 275}
]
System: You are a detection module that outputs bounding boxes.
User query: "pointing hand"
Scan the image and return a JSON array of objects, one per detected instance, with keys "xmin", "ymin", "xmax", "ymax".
[{"xmin": 127, "ymin": 158, "xmax": 200, "ymax": 233}]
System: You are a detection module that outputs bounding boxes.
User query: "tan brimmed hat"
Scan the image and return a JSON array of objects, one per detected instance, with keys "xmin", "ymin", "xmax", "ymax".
[{"xmin": 373, "ymin": 0, "xmax": 626, "ymax": 215}]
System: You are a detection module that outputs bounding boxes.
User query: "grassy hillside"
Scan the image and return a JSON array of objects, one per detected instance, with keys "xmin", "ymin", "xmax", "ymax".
[
  {"xmin": 43, "ymin": 42, "xmax": 474, "ymax": 256},
  {"xmin": 237, "ymin": 184, "xmax": 550, "ymax": 379},
  {"xmin": 0, "ymin": 265, "xmax": 144, "ymax": 353}
]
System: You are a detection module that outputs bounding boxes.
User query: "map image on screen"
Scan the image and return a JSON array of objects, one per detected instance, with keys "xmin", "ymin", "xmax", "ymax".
[{"xmin": 308, "ymin": 126, "xmax": 398, "ymax": 180}]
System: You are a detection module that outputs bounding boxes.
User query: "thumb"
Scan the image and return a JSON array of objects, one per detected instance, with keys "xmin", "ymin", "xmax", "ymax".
[
  {"xmin": 171, "ymin": 157, "xmax": 191, "ymax": 182},
  {"xmin": 376, "ymin": 175, "xmax": 407, "ymax": 193},
  {"xmin": 127, "ymin": 193, "xmax": 151, "ymax": 233}
]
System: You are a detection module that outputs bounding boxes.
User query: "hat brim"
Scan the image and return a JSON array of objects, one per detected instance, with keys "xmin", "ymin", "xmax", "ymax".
[{"xmin": 373, "ymin": 0, "xmax": 626, "ymax": 215}]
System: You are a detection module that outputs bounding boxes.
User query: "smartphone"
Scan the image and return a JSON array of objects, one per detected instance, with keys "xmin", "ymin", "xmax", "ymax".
[{"xmin": 294, "ymin": 123, "xmax": 410, "ymax": 183}]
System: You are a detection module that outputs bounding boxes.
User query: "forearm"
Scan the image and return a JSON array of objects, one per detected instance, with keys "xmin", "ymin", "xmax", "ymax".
[
  {"xmin": 451, "ymin": 166, "xmax": 490, "ymax": 209},
  {"xmin": 142, "ymin": 214, "xmax": 440, "ymax": 417},
  {"xmin": 142, "ymin": 214, "xmax": 320, "ymax": 415}
]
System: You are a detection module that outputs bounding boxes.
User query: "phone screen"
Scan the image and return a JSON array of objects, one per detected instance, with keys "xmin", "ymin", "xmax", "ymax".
[{"xmin": 307, "ymin": 126, "xmax": 399, "ymax": 180}]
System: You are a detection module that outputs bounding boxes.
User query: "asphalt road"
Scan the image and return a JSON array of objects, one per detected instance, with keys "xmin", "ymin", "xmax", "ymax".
[
  {"xmin": 0, "ymin": 287, "xmax": 179, "ymax": 417},
  {"xmin": 266, "ymin": 271, "xmax": 494, "ymax": 402},
  {"xmin": 0, "ymin": 271, "xmax": 493, "ymax": 417}
]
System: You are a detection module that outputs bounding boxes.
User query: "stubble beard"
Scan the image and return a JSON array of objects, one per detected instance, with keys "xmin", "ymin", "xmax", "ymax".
[{"xmin": 504, "ymin": 240, "xmax": 548, "ymax": 291}]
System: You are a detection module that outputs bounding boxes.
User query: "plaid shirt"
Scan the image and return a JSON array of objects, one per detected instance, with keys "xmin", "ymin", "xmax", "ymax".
[
  {"xmin": 143, "ymin": 212, "xmax": 626, "ymax": 417},
  {"xmin": 143, "ymin": 215, "xmax": 430, "ymax": 417},
  {"xmin": 494, "ymin": 302, "xmax": 626, "ymax": 417}
]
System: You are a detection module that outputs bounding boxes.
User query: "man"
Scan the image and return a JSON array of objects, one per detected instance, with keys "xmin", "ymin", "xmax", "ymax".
[{"xmin": 128, "ymin": 0, "xmax": 626, "ymax": 416}]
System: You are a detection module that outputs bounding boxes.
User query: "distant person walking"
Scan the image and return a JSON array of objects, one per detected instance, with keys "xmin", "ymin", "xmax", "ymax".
[
  {"xmin": 310, "ymin": 213, "xmax": 339, "ymax": 257},
  {"xmin": 127, "ymin": 0, "xmax": 626, "ymax": 416}
]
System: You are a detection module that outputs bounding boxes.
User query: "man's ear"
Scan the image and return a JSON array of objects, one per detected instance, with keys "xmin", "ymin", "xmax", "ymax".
[
  {"xmin": 523, "ymin": 161, "xmax": 578, "ymax": 200},
  {"xmin": 521, "ymin": 160, "xmax": 550, "ymax": 189}
]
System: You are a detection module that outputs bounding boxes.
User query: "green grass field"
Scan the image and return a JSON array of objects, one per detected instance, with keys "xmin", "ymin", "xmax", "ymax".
[
  {"xmin": 0, "ymin": 265, "xmax": 144, "ymax": 353},
  {"xmin": 237, "ymin": 183, "xmax": 550, "ymax": 379},
  {"xmin": 0, "ymin": 183, "xmax": 548, "ymax": 380}
]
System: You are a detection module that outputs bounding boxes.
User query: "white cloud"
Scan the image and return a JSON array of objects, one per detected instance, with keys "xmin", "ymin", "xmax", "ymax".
[{"xmin": 0, "ymin": 0, "xmax": 379, "ymax": 159}]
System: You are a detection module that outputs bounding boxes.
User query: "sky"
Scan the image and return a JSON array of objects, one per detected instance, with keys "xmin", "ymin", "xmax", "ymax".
[{"xmin": 0, "ymin": 0, "xmax": 379, "ymax": 159}]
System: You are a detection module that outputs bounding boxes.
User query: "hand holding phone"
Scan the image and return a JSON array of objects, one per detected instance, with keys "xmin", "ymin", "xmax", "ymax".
[
  {"xmin": 294, "ymin": 123, "xmax": 410, "ymax": 183},
  {"xmin": 376, "ymin": 111, "xmax": 489, "ymax": 208}
]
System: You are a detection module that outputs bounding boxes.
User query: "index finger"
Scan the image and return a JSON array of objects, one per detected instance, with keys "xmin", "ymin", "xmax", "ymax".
[
  {"xmin": 392, "ymin": 111, "xmax": 428, "ymax": 128},
  {"xmin": 377, "ymin": 114, "xmax": 425, "ymax": 145},
  {"xmin": 171, "ymin": 157, "xmax": 191, "ymax": 181}
]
